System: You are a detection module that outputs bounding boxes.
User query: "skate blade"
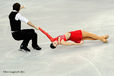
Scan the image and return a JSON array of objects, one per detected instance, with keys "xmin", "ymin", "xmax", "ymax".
[{"xmin": 18, "ymin": 49, "xmax": 30, "ymax": 52}]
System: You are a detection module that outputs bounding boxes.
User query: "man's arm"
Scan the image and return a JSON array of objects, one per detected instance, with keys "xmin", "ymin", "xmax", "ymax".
[
  {"xmin": 27, "ymin": 21, "xmax": 38, "ymax": 30},
  {"xmin": 16, "ymin": 5, "xmax": 38, "ymax": 30},
  {"xmin": 16, "ymin": 12, "xmax": 38, "ymax": 30}
]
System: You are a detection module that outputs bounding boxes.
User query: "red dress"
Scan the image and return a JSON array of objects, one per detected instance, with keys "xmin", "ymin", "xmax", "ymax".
[
  {"xmin": 68, "ymin": 30, "xmax": 82, "ymax": 43},
  {"xmin": 39, "ymin": 27, "xmax": 82, "ymax": 43}
]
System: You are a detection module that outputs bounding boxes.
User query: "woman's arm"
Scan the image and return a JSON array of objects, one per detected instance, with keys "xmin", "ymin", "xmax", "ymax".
[
  {"xmin": 38, "ymin": 27, "xmax": 55, "ymax": 42},
  {"xmin": 61, "ymin": 40, "xmax": 83, "ymax": 46}
]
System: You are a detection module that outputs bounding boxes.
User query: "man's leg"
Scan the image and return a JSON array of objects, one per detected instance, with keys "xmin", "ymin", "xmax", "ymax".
[
  {"xmin": 19, "ymin": 30, "xmax": 33, "ymax": 52},
  {"xmin": 29, "ymin": 29, "xmax": 41, "ymax": 50},
  {"xmin": 13, "ymin": 29, "xmax": 41, "ymax": 51},
  {"xmin": 12, "ymin": 30, "xmax": 31, "ymax": 52},
  {"xmin": 20, "ymin": 38, "xmax": 31, "ymax": 52}
]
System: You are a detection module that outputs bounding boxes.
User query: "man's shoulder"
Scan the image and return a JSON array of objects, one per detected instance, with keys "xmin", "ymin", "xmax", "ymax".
[{"xmin": 9, "ymin": 11, "xmax": 18, "ymax": 15}]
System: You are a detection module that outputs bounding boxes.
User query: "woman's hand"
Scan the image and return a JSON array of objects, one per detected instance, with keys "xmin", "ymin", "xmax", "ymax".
[{"xmin": 80, "ymin": 40, "xmax": 84, "ymax": 44}]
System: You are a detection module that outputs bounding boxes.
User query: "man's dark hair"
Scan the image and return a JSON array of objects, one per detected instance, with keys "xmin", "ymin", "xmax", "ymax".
[
  {"xmin": 50, "ymin": 43, "xmax": 56, "ymax": 49},
  {"xmin": 13, "ymin": 3, "xmax": 21, "ymax": 12}
]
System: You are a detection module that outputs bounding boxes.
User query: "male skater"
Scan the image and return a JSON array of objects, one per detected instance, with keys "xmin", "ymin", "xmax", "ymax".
[{"xmin": 9, "ymin": 3, "xmax": 41, "ymax": 52}]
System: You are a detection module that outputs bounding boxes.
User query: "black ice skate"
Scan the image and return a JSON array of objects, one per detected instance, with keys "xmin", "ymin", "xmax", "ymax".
[
  {"xmin": 20, "ymin": 45, "xmax": 30, "ymax": 52},
  {"xmin": 32, "ymin": 45, "xmax": 41, "ymax": 50}
]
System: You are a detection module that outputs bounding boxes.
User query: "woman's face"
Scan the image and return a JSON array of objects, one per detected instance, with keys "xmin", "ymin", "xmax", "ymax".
[{"xmin": 53, "ymin": 41, "xmax": 58, "ymax": 47}]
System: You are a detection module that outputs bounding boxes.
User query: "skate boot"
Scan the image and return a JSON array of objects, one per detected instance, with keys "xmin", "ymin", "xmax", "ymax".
[
  {"xmin": 32, "ymin": 45, "xmax": 41, "ymax": 50},
  {"xmin": 20, "ymin": 45, "xmax": 30, "ymax": 52}
]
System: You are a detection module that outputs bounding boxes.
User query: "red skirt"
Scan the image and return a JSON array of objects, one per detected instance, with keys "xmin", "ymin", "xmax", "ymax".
[{"xmin": 69, "ymin": 30, "xmax": 82, "ymax": 43}]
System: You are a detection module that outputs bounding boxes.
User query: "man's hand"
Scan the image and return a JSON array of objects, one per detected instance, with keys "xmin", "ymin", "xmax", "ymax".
[
  {"xmin": 37, "ymin": 27, "xmax": 40, "ymax": 30},
  {"xmin": 27, "ymin": 21, "xmax": 39, "ymax": 30},
  {"xmin": 20, "ymin": 5, "xmax": 24, "ymax": 9}
]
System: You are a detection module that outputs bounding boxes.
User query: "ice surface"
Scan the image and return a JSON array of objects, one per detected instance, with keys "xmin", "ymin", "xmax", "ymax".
[{"xmin": 0, "ymin": 0, "xmax": 114, "ymax": 76}]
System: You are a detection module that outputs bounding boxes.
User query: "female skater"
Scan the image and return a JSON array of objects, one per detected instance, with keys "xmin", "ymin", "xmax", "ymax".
[{"xmin": 38, "ymin": 27, "xmax": 109, "ymax": 49}]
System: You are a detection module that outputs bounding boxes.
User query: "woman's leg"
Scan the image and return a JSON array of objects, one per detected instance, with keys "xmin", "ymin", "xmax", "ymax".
[
  {"xmin": 101, "ymin": 35, "xmax": 109, "ymax": 39},
  {"xmin": 82, "ymin": 35, "xmax": 109, "ymax": 40},
  {"xmin": 82, "ymin": 37, "xmax": 96, "ymax": 40},
  {"xmin": 81, "ymin": 30, "xmax": 108, "ymax": 43}
]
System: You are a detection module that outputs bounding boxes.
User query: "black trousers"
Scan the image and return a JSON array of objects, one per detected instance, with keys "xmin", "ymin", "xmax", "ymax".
[{"xmin": 12, "ymin": 29, "xmax": 38, "ymax": 47}]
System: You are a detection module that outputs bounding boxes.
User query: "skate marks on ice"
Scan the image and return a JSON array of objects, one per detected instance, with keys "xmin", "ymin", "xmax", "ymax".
[{"xmin": 3, "ymin": 42, "xmax": 49, "ymax": 61}]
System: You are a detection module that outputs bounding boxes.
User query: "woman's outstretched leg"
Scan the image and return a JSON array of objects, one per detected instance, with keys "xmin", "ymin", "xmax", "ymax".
[
  {"xmin": 82, "ymin": 37, "xmax": 96, "ymax": 40},
  {"xmin": 101, "ymin": 35, "xmax": 109, "ymax": 39},
  {"xmin": 81, "ymin": 30, "xmax": 108, "ymax": 43}
]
